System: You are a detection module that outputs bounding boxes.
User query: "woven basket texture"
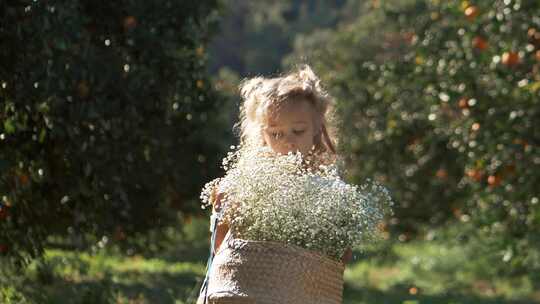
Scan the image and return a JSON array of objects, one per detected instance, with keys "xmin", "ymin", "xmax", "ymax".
[{"xmin": 197, "ymin": 232, "xmax": 345, "ymax": 304}]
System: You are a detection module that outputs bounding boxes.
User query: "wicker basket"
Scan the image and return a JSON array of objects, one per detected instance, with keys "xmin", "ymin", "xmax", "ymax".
[{"xmin": 197, "ymin": 231, "xmax": 345, "ymax": 304}]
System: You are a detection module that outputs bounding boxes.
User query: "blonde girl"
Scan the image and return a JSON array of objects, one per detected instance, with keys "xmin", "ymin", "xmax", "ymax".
[
  {"xmin": 197, "ymin": 64, "xmax": 352, "ymax": 304},
  {"xmin": 211, "ymin": 63, "xmax": 352, "ymax": 263}
]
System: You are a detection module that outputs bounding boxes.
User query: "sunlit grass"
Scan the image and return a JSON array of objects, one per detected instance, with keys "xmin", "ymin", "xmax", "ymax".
[
  {"xmin": 7, "ymin": 247, "xmax": 206, "ymax": 304},
  {"xmin": 342, "ymin": 224, "xmax": 539, "ymax": 304},
  {"xmin": 2, "ymin": 218, "xmax": 539, "ymax": 304}
]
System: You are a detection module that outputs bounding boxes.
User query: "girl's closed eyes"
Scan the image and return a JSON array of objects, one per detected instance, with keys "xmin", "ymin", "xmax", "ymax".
[
  {"xmin": 262, "ymin": 99, "xmax": 318, "ymax": 156},
  {"xmin": 267, "ymin": 129, "xmax": 306, "ymax": 139}
]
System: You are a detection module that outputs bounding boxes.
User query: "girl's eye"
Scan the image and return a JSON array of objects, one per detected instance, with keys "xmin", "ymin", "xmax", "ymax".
[{"xmin": 293, "ymin": 130, "xmax": 305, "ymax": 135}]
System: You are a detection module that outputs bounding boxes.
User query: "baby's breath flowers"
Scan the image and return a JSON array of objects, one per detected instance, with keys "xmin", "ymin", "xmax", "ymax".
[{"xmin": 200, "ymin": 144, "xmax": 394, "ymax": 261}]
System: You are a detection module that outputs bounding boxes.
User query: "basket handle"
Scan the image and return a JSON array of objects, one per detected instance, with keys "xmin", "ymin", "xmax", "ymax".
[{"xmin": 198, "ymin": 209, "xmax": 220, "ymax": 303}]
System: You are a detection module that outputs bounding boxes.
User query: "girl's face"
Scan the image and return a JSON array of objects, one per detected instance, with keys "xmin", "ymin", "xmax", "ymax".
[{"xmin": 262, "ymin": 99, "xmax": 319, "ymax": 156}]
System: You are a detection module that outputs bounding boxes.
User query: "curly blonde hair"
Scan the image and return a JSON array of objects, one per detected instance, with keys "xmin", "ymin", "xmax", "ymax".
[{"xmin": 233, "ymin": 64, "xmax": 339, "ymax": 156}]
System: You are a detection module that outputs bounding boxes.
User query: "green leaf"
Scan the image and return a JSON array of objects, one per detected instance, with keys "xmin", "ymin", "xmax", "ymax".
[
  {"xmin": 3, "ymin": 119, "xmax": 15, "ymax": 134},
  {"xmin": 39, "ymin": 129, "xmax": 47, "ymax": 143}
]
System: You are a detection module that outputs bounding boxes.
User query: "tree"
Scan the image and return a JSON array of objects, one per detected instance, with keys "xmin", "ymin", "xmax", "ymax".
[
  {"xmin": 0, "ymin": 0, "xmax": 226, "ymax": 268},
  {"xmin": 207, "ymin": 0, "xmax": 349, "ymax": 77},
  {"xmin": 290, "ymin": 0, "xmax": 540, "ymax": 271}
]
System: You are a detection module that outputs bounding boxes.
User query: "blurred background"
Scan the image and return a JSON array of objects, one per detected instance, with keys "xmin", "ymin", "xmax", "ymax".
[{"xmin": 1, "ymin": 0, "xmax": 539, "ymax": 303}]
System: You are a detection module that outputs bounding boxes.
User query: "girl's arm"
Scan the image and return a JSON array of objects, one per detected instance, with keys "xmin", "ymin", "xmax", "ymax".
[
  {"xmin": 212, "ymin": 191, "xmax": 229, "ymax": 254},
  {"xmin": 341, "ymin": 247, "xmax": 352, "ymax": 264}
]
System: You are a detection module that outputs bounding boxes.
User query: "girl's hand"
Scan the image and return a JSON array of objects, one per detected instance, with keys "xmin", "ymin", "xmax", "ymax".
[
  {"xmin": 212, "ymin": 191, "xmax": 223, "ymax": 211},
  {"xmin": 212, "ymin": 191, "xmax": 229, "ymax": 254},
  {"xmin": 341, "ymin": 247, "xmax": 352, "ymax": 264}
]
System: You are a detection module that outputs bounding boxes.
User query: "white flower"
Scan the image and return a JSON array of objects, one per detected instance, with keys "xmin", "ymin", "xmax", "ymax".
[{"xmin": 200, "ymin": 144, "xmax": 394, "ymax": 261}]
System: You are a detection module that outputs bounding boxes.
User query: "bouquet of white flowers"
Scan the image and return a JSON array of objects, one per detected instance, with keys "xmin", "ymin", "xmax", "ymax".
[{"xmin": 200, "ymin": 145, "xmax": 394, "ymax": 262}]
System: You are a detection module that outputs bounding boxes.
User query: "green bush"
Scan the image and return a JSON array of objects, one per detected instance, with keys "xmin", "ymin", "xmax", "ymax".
[
  {"xmin": 0, "ymin": 286, "xmax": 31, "ymax": 304},
  {"xmin": 289, "ymin": 0, "xmax": 540, "ymax": 270},
  {"xmin": 0, "ymin": 0, "xmax": 227, "ymax": 268}
]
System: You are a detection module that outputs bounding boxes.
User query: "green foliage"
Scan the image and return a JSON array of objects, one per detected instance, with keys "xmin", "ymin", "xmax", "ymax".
[
  {"xmin": 344, "ymin": 230, "xmax": 538, "ymax": 303},
  {"xmin": 0, "ymin": 0, "xmax": 227, "ymax": 268},
  {"xmin": 207, "ymin": 0, "xmax": 349, "ymax": 77},
  {"xmin": 0, "ymin": 286, "xmax": 31, "ymax": 304},
  {"xmin": 1, "ymin": 220, "xmax": 537, "ymax": 303},
  {"xmin": 0, "ymin": 217, "xmax": 210, "ymax": 303},
  {"xmin": 290, "ymin": 0, "xmax": 540, "ymax": 270}
]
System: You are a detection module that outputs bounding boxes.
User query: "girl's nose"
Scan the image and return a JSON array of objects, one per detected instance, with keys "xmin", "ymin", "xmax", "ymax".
[
  {"xmin": 284, "ymin": 140, "xmax": 295, "ymax": 150},
  {"xmin": 283, "ymin": 133, "xmax": 295, "ymax": 142}
]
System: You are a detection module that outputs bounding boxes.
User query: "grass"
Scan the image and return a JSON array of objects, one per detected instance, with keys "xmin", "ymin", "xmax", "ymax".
[
  {"xmin": 343, "ymin": 240, "xmax": 538, "ymax": 304},
  {"xmin": 1, "ymin": 217, "xmax": 539, "ymax": 304},
  {"xmin": 1, "ymin": 247, "xmax": 207, "ymax": 304}
]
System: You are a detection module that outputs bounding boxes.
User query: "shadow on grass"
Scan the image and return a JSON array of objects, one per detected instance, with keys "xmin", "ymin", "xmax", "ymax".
[
  {"xmin": 343, "ymin": 282, "xmax": 537, "ymax": 304},
  {"xmin": 15, "ymin": 269, "xmax": 537, "ymax": 304},
  {"xmin": 16, "ymin": 268, "xmax": 205, "ymax": 304},
  {"xmin": 159, "ymin": 241, "xmax": 210, "ymax": 265}
]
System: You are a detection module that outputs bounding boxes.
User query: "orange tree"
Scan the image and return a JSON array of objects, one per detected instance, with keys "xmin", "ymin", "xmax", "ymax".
[
  {"xmin": 291, "ymin": 0, "xmax": 539, "ymax": 272},
  {"xmin": 0, "ymin": 0, "xmax": 226, "ymax": 267}
]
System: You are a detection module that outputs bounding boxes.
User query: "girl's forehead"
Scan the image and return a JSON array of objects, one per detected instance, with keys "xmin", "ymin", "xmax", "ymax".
[
  {"xmin": 266, "ymin": 111, "xmax": 311, "ymax": 128},
  {"xmin": 265, "ymin": 100, "xmax": 314, "ymax": 124},
  {"xmin": 267, "ymin": 119, "xmax": 308, "ymax": 127}
]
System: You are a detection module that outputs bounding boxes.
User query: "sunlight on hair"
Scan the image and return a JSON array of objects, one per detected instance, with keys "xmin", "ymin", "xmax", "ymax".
[{"xmin": 234, "ymin": 64, "xmax": 339, "ymax": 155}]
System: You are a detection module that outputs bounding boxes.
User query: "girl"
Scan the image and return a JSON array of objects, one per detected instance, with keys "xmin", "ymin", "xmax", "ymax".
[
  {"xmin": 198, "ymin": 64, "xmax": 352, "ymax": 303},
  {"xmin": 212, "ymin": 64, "xmax": 352, "ymax": 262}
]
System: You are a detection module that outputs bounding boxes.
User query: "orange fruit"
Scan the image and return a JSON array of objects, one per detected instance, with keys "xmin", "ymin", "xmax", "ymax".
[
  {"xmin": 458, "ymin": 97, "xmax": 469, "ymax": 109},
  {"xmin": 472, "ymin": 36, "xmax": 488, "ymax": 50},
  {"xmin": 465, "ymin": 6, "xmax": 479, "ymax": 20},
  {"xmin": 501, "ymin": 52, "xmax": 520, "ymax": 66},
  {"xmin": 466, "ymin": 169, "xmax": 484, "ymax": 182},
  {"xmin": 487, "ymin": 175, "xmax": 501, "ymax": 187},
  {"xmin": 123, "ymin": 16, "xmax": 137, "ymax": 30},
  {"xmin": 436, "ymin": 169, "xmax": 448, "ymax": 179},
  {"xmin": 528, "ymin": 28, "xmax": 537, "ymax": 39}
]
